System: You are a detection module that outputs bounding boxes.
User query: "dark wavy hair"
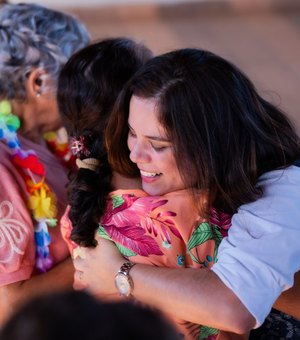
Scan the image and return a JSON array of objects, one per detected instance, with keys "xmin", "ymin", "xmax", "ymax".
[
  {"xmin": 57, "ymin": 38, "xmax": 153, "ymax": 247},
  {"xmin": 106, "ymin": 48, "xmax": 300, "ymax": 214}
]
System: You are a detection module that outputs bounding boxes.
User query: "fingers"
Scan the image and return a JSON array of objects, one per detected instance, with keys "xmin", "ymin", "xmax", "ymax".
[
  {"xmin": 73, "ymin": 256, "xmax": 85, "ymax": 273},
  {"xmin": 72, "ymin": 246, "xmax": 91, "ymax": 290},
  {"xmin": 72, "ymin": 246, "xmax": 88, "ymax": 272},
  {"xmin": 73, "ymin": 269, "xmax": 86, "ymax": 290},
  {"xmin": 72, "ymin": 246, "xmax": 86, "ymax": 260},
  {"xmin": 75, "ymin": 269, "xmax": 83, "ymax": 282}
]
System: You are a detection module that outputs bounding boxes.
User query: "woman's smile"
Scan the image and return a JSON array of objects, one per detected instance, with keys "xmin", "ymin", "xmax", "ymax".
[
  {"xmin": 140, "ymin": 170, "xmax": 162, "ymax": 183},
  {"xmin": 127, "ymin": 95, "xmax": 185, "ymax": 196}
]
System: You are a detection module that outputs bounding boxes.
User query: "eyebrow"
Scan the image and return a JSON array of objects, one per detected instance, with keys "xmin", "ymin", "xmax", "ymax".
[{"xmin": 128, "ymin": 124, "xmax": 170, "ymax": 142}]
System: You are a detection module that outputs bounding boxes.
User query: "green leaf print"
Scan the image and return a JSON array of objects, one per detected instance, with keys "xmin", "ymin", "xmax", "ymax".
[
  {"xmin": 187, "ymin": 222, "xmax": 214, "ymax": 250},
  {"xmin": 97, "ymin": 225, "xmax": 111, "ymax": 240},
  {"xmin": 97, "ymin": 225, "xmax": 137, "ymax": 257},
  {"xmin": 187, "ymin": 222, "xmax": 223, "ymax": 264},
  {"xmin": 199, "ymin": 326, "xmax": 219, "ymax": 340},
  {"xmin": 211, "ymin": 225, "xmax": 222, "ymax": 246},
  {"xmin": 211, "ymin": 225, "xmax": 222, "ymax": 262},
  {"xmin": 112, "ymin": 195, "xmax": 125, "ymax": 209},
  {"xmin": 115, "ymin": 243, "xmax": 136, "ymax": 257}
]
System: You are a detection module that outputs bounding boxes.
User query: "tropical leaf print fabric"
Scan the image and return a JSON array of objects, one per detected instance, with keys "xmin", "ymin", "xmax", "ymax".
[
  {"xmin": 98, "ymin": 189, "xmax": 232, "ymax": 339},
  {"xmin": 61, "ymin": 188, "xmax": 232, "ymax": 339}
]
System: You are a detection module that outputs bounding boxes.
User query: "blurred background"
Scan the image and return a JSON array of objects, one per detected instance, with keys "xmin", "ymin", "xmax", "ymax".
[{"xmin": 10, "ymin": 0, "xmax": 300, "ymax": 133}]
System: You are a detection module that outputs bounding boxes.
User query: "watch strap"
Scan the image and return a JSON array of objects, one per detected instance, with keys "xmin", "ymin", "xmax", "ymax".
[
  {"xmin": 115, "ymin": 261, "xmax": 136, "ymax": 297},
  {"xmin": 118, "ymin": 261, "xmax": 136, "ymax": 276}
]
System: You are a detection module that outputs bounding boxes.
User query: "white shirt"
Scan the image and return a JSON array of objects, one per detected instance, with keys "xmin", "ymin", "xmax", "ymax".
[{"xmin": 211, "ymin": 165, "xmax": 300, "ymax": 327}]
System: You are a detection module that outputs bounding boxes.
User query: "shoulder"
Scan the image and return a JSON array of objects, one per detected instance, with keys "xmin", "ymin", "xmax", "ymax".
[
  {"xmin": 0, "ymin": 141, "xmax": 11, "ymax": 160},
  {"xmin": 240, "ymin": 165, "xmax": 300, "ymax": 220},
  {"xmin": 111, "ymin": 189, "xmax": 196, "ymax": 213},
  {"xmin": 216, "ymin": 165, "xmax": 300, "ymax": 262},
  {"xmin": 211, "ymin": 166, "xmax": 300, "ymax": 325},
  {"xmin": 110, "ymin": 189, "xmax": 148, "ymax": 198},
  {"xmin": 257, "ymin": 165, "xmax": 300, "ymax": 191},
  {"xmin": 0, "ymin": 151, "xmax": 27, "ymax": 197}
]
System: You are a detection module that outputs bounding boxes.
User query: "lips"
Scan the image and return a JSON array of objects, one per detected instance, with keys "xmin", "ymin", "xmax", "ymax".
[
  {"xmin": 140, "ymin": 170, "xmax": 162, "ymax": 184},
  {"xmin": 140, "ymin": 170, "xmax": 161, "ymax": 178}
]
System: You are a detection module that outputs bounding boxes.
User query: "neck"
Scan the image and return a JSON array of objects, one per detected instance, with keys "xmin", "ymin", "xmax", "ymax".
[
  {"xmin": 11, "ymin": 99, "xmax": 44, "ymax": 144},
  {"xmin": 112, "ymin": 172, "xmax": 142, "ymax": 190}
]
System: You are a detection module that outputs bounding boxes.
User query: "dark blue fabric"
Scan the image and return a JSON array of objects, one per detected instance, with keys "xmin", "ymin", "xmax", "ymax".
[
  {"xmin": 293, "ymin": 159, "xmax": 300, "ymax": 167},
  {"xmin": 249, "ymin": 309, "xmax": 300, "ymax": 340}
]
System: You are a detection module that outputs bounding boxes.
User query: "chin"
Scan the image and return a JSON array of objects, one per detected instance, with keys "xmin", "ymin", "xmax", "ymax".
[{"xmin": 142, "ymin": 186, "xmax": 165, "ymax": 197}]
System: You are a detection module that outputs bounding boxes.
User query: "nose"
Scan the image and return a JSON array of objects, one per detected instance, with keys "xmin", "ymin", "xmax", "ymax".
[{"xmin": 129, "ymin": 140, "xmax": 150, "ymax": 165}]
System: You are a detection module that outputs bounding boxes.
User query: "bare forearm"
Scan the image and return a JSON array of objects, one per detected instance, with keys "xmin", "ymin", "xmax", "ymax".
[
  {"xmin": 131, "ymin": 264, "xmax": 256, "ymax": 333},
  {"xmin": 0, "ymin": 257, "xmax": 74, "ymax": 325},
  {"xmin": 73, "ymin": 239, "xmax": 256, "ymax": 333}
]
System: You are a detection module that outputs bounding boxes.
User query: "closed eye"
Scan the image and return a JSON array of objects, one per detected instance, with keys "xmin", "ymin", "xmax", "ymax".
[{"xmin": 150, "ymin": 143, "xmax": 168, "ymax": 152}]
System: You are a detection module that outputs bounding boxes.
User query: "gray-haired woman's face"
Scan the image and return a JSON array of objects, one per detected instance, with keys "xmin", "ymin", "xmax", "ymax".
[
  {"xmin": 32, "ymin": 78, "xmax": 62, "ymax": 133},
  {"xmin": 37, "ymin": 92, "xmax": 62, "ymax": 132},
  {"xmin": 16, "ymin": 72, "xmax": 62, "ymax": 135}
]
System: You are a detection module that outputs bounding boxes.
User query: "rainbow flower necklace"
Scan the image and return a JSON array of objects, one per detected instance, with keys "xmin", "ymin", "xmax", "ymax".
[{"xmin": 0, "ymin": 100, "xmax": 71, "ymax": 272}]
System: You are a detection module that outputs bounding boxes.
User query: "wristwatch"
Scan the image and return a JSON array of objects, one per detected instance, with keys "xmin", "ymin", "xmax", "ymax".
[{"xmin": 114, "ymin": 262, "xmax": 136, "ymax": 297}]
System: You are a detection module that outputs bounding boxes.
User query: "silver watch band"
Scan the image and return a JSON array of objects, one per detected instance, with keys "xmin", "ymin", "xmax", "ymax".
[
  {"xmin": 115, "ymin": 262, "xmax": 136, "ymax": 297},
  {"xmin": 118, "ymin": 261, "xmax": 136, "ymax": 275}
]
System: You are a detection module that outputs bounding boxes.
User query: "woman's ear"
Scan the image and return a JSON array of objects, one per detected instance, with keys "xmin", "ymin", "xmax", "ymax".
[{"xmin": 26, "ymin": 68, "xmax": 47, "ymax": 99}]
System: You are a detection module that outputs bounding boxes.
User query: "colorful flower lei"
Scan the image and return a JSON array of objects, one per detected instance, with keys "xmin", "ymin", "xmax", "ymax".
[
  {"xmin": 0, "ymin": 100, "xmax": 70, "ymax": 272},
  {"xmin": 44, "ymin": 130, "xmax": 75, "ymax": 169}
]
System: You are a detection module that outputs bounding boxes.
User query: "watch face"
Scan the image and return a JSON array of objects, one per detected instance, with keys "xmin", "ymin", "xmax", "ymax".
[{"xmin": 115, "ymin": 273, "xmax": 131, "ymax": 296}]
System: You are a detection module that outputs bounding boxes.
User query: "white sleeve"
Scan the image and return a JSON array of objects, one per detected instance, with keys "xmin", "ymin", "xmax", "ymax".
[{"xmin": 211, "ymin": 166, "xmax": 300, "ymax": 327}]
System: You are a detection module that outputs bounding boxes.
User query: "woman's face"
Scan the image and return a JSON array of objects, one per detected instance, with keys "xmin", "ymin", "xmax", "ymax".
[
  {"xmin": 34, "ymin": 76, "xmax": 62, "ymax": 132},
  {"xmin": 40, "ymin": 93, "xmax": 62, "ymax": 132},
  {"xmin": 22, "ymin": 72, "xmax": 62, "ymax": 135},
  {"xmin": 127, "ymin": 95, "xmax": 185, "ymax": 196}
]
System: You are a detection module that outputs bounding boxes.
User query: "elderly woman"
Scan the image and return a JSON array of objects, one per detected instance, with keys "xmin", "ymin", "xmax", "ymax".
[{"xmin": 0, "ymin": 3, "xmax": 90, "ymax": 325}]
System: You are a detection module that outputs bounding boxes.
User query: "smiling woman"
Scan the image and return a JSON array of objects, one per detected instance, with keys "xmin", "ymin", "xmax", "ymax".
[
  {"xmin": 57, "ymin": 39, "xmax": 233, "ymax": 338},
  {"xmin": 127, "ymin": 96, "xmax": 184, "ymax": 196},
  {"xmin": 71, "ymin": 47, "xmax": 300, "ymax": 339}
]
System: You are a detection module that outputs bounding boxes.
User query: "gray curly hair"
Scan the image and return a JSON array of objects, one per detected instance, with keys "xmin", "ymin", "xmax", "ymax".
[{"xmin": 0, "ymin": 3, "xmax": 90, "ymax": 100}]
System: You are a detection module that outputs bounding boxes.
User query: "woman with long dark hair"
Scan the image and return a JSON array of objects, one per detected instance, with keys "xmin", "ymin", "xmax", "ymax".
[{"xmin": 73, "ymin": 48, "xmax": 300, "ymax": 337}]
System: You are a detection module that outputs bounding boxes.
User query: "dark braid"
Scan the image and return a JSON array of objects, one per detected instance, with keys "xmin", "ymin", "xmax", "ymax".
[
  {"xmin": 67, "ymin": 133, "xmax": 112, "ymax": 247},
  {"xmin": 58, "ymin": 38, "xmax": 153, "ymax": 247}
]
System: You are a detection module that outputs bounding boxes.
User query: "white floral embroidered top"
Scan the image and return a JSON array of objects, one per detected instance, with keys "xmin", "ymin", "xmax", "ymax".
[{"xmin": 0, "ymin": 135, "xmax": 70, "ymax": 286}]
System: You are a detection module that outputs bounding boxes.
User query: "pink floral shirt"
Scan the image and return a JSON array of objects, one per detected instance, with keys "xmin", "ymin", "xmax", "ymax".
[{"xmin": 61, "ymin": 188, "xmax": 231, "ymax": 339}]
